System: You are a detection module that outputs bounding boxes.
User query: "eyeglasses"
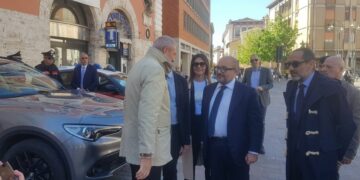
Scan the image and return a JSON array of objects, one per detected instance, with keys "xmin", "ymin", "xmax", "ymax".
[
  {"xmin": 193, "ymin": 62, "xmax": 206, "ymax": 67},
  {"xmin": 81, "ymin": 57, "xmax": 88, "ymax": 59},
  {"xmin": 250, "ymin": 59, "xmax": 258, "ymax": 62},
  {"xmin": 215, "ymin": 66, "xmax": 235, "ymax": 73},
  {"xmin": 285, "ymin": 60, "xmax": 307, "ymax": 68}
]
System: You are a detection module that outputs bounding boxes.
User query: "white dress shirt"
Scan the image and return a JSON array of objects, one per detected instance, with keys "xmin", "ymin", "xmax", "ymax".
[{"xmin": 209, "ymin": 78, "xmax": 236, "ymax": 137}]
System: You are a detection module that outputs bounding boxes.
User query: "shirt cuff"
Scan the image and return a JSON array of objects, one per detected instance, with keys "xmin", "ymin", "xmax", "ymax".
[{"xmin": 248, "ymin": 151, "xmax": 259, "ymax": 155}]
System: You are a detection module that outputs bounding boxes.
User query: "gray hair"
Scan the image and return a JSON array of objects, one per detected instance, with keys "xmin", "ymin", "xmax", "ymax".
[
  {"xmin": 325, "ymin": 55, "xmax": 345, "ymax": 70},
  {"xmin": 153, "ymin": 35, "xmax": 176, "ymax": 51}
]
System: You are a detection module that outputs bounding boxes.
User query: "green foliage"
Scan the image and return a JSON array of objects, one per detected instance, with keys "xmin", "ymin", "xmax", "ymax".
[{"xmin": 237, "ymin": 15, "xmax": 298, "ymax": 64}]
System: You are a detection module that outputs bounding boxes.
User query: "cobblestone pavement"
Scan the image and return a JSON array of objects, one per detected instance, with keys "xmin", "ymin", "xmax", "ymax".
[{"xmin": 119, "ymin": 79, "xmax": 360, "ymax": 180}]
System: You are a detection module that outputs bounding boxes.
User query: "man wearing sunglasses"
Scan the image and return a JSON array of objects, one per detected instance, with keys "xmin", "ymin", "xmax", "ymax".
[
  {"xmin": 284, "ymin": 48, "xmax": 355, "ymax": 180},
  {"xmin": 242, "ymin": 54, "xmax": 273, "ymax": 154},
  {"xmin": 202, "ymin": 56, "xmax": 263, "ymax": 180}
]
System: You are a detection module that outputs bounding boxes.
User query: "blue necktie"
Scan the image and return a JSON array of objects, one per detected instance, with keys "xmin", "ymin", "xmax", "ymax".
[
  {"xmin": 295, "ymin": 84, "xmax": 305, "ymax": 121},
  {"xmin": 208, "ymin": 86, "xmax": 226, "ymax": 137},
  {"xmin": 81, "ymin": 66, "xmax": 86, "ymax": 89}
]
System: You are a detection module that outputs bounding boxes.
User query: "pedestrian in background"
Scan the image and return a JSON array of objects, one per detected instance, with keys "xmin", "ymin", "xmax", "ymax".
[
  {"xmin": 284, "ymin": 48, "xmax": 355, "ymax": 180},
  {"xmin": 119, "ymin": 35, "xmax": 176, "ymax": 180},
  {"xmin": 202, "ymin": 56, "xmax": 264, "ymax": 180},
  {"xmin": 35, "ymin": 50, "xmax": 63, "ymax": 84},
  {"xmin": 70, "ymin": 52, "xmax": 98, "ymax": 91},
  {"xmin": 319, "ymin": 56, "xmax": 360, "ymax": 178},
  {"xmin": 242, "ymin": 54, "xmax": 273, "ymax": 154},
  {"xmin": 162, "ymin": 59, "xmax": 190, "ymax": 180},
  {"xmin": 183, "ymin": 54, "xmax": 212, "ymax": 180}
]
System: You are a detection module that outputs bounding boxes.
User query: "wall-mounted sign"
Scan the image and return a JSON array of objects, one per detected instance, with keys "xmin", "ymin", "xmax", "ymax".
[
  {"xmin": 105, "ymin": 29, "xmax": 118, "ymax": 48},
  {"xmin": 105, "ymin": 21, "xmax": 116, "ymax": 28}
]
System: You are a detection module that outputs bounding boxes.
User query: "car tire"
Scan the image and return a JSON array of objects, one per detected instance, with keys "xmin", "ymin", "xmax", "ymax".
[{"xmin": 3, "ymin": 139, "xmax": 67, "ymax": 180}]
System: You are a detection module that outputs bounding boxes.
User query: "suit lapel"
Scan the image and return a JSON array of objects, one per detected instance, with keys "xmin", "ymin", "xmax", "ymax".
[
  {"xmin": 228, "ymin": 82, "xmax": 242, "ymax": 123},
  {"xmin": 303, "ymin": 72, "xmax": 322, "ymax": 111}
]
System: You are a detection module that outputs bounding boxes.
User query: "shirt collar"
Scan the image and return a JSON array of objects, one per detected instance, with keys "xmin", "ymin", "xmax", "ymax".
[
  {"xmin": 302, "ymin": 71, "xmax": 315, "ymax": 87},
  {"xmin": 217, "ymin": 78, "xmax": 236, "ymax": 90},
  {"xmin": 167, "ymin": 71, "xmax": 174, "ymax": 79},
  {"xmin": 252, "ymin": 67, "xmax": 261, "ymax": 71}
]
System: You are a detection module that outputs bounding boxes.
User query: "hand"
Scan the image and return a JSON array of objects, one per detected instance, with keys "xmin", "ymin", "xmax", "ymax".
[
  {"xmin": 256, "ymin": 87, "xmax": 264, "ymax": 92},
  {"xmin": 245, "ymin": 153, "xmax": 258, "ymax": 165},
  {"xmin": 43, "ymin": 71, "xmax": 50, "ymax": 75},
  {"xmin": 136, "ymin": 157, "xmax": 152, "ymax": 180},
  {"xmin": 179, "ymin": 145, "xmax": 190, "ymax": 155},
  {"xmin": 340, "ymin": 157, "xmax": 352, "ymax": 165},
  {"xmin": 14, "ymin": 170, "xmax": 25, "ymax": 180}
]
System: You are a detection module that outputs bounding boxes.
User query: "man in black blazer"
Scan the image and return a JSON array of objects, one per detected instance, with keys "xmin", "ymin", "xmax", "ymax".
[
  {"xmin": 162, "ymin": 70, "xmax": 190, "ymax": 180},
  {"xmin": 284, "ymin": 48, "xmax": 355, "ymax": 180},
  {"xmin": 202, "ymin": 56, "xmax": 264, "ymax": 180},
  {"xmin": 71, "ymin": 52, "xmax": 98, "ymax": 91}
]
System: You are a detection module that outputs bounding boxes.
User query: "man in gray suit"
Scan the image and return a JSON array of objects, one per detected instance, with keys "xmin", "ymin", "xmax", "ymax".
[
  {"xmin": 120, "ymin": 36, "xmax": 176, "ymax": 180},
  {"xmin": 320, "ymin": 56, "xmax": 360, "ymax": 169},
  {"xmin": 242, "ymin": 54, "xmax": 273, "ymax": 154}
]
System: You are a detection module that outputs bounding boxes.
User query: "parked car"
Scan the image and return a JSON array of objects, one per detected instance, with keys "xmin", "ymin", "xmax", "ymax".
[
  {"xmin": 0, "ymin": 57, "xmax": 127, "ymax": 180},
  {"xmin": 59, "ymin": 66, "xmax": 126, "ymax": 100}
]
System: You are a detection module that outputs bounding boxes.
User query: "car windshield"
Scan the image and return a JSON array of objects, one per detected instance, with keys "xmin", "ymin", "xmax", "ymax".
[{"xmin": 0, "ymin": 61, "xmax": 62, "ymax": 98}]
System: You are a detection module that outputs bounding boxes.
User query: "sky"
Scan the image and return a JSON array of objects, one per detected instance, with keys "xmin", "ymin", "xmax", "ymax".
[{"xmin": 211, "ymin": 0, "xmax": 273, "ymax": 47}]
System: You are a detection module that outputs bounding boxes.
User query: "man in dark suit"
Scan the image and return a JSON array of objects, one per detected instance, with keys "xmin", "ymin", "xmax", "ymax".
[
  {"xmin": 202, "ymin": 56, "xmax": 264, "ymax": 180},
  {"xmin": 284, "ymin": 48, "xmax": 355, "ymax": 180},
  {"xmin": 242, "ymin": 54, "xmax": 273, "ymax": 154},
  {"xmin": 162, "ymin": 69, "xmax": 190, "ymax": 180},
  {"xmin": 71, "ymin": 52, "xmax": 98, "ymax": 91}
]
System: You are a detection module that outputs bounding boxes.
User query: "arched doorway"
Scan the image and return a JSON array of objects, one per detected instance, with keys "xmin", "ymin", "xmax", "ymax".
[
  {"xmin": 50, "ymin": 0, "xmax": 91, "ymax": 66},
  {"xmin": 105, "ymin": 10, "xmax": 132, "ymax": 73}
]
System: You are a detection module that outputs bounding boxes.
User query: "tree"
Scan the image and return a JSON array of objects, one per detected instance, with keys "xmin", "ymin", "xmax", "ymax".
[{"xmin": 237, "ymin": 15, "xmax": 298, "ymax": 64}]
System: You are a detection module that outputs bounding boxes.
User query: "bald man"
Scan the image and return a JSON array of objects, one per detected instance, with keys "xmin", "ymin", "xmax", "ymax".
[
  {"xmin": 202, "ymin": 56, "xmax": 264, "ymax": 180},
  {"xmin": 320, "ymin": 56, "xmax": 360, "ymax": 166}
]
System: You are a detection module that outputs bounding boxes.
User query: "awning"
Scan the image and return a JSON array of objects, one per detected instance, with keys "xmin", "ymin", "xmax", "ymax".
[{"xmin": 72, "ymin": 0, "xmax": 100, "ymax": 8}]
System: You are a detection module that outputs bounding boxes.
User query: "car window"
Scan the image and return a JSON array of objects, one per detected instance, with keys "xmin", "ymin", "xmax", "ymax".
[{"xmin": 0, "ymin": 61, "xmax": 61, "ymax": 98}]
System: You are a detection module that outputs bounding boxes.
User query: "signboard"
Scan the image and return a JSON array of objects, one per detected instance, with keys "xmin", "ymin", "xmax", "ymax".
[
  {"xmin": 72, "ymin": 0, "xmax": 100, "ymax": 8},
  {"xmin": 105, "ymin": 29, "xmax": 118, "ymax": 48},
  {"xmin": 105, "ymin": 21, "xmax": 116, "ymax": 28}
]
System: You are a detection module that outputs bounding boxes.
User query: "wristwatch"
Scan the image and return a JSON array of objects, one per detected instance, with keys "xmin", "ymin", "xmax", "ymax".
[{"xmin": 139, "ymin": 153, "xmax": 152, "ymax": 158}]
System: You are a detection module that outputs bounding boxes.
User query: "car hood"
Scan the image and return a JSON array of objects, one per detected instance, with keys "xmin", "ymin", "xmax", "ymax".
[{"xmin": 0, "ymin": 90, "xmax": 124, "ymax": 125}]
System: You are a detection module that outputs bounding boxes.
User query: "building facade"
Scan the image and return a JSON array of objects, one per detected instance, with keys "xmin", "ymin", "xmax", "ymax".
[
  {"xmin": 267, "ymin": 0, "xmax": 360, "ymax": 71},
  {"xmin": 212, "ymin": 45, "xmax": 223, "ymax": 65},
  {"xmin": 162, "ymin": 0, "xmax": 211, "ymax": 76},
  {"xmin": 0, "ymin": 0, "xmax": 162, "ymax": 73},
  {"xmin": 222, "ymin": 18, "xmax": 264, "ymax": 59}
]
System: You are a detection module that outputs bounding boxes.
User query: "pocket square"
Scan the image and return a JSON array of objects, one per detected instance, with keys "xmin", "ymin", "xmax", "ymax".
[{"xmin": 308, "ymin": 109, "xmax": 318, "ymax": 115}]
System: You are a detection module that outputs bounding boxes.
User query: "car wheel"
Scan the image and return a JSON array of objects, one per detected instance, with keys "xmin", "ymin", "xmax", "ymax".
[{"xmin": 3, "ymin": 139, "xmax": 66, "ymax": 180}]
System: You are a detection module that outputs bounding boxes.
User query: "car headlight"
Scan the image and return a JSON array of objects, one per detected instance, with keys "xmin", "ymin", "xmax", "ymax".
[{"xmin": 64, "ymin": 125, "xmax": 121, "ymax": 141}]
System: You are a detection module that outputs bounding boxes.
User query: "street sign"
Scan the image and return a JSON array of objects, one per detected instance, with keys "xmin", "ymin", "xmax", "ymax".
[{"xmin": 105, "ymin": 21, "xmax": 116, "ymax": 28}]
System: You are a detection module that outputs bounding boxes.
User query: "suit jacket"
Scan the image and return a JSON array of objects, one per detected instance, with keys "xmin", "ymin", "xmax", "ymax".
[
  {"xmin": 283, "ymin": 72, "xmax": 355, "ymax": 178},
  {"xmin": 341, "ymin": 80, "xmax": 360, "ymax": 160},
  {"xmin": 173, "ymin": 72, "xmax": 191, "ymax": 146},
  {"xmin": 119, "ymin": 47, "xmax": 172, "ymax": 166},
  {"xmin": 242, "ymin": 67, "xmax": 273, "ymax": 107},
  {"xmin": 202, "ymin": 81, "xmax": 264, "ymax": 167},
  {"xmin": 71, "ymin": 64, "xmax": 98, "ymax": 91}
]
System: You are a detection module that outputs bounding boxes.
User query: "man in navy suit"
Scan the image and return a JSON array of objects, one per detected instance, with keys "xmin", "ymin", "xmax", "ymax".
[
  {"xmin": 202, "ymin": 56, "xmax": 264, "ymax": 180},
  {"xmin": 71, "ymin": 52, "xmax": 98, "ymax": 91},
  {"xmin": 284, "ymin": 48, "xmax": 355, "ymax": 180},
  {"xmin": 162, "ymin": 68, "xmax": 190, "ymax": 180}
]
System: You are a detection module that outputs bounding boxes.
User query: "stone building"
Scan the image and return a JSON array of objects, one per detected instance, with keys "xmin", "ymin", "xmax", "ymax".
[
  {"xmin": 222, "ymin": 18, "xmax": 264, "ymax": 59},
  {"xmin": 0, "ymin": 0, "xmax": 162, "ymax": 73},
  {"xmin": 267, "ymin": 0, "xmax": 360, "ymax": 71}
]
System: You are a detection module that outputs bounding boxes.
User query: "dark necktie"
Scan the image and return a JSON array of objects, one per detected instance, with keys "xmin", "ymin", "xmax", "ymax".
[
  {"xmin": 295, "ymin": 84, "xmax": 305, "ymax": 121},
  {"xmin": 208, "ymin": 86, "xmax": 226, "ymax": 137}
]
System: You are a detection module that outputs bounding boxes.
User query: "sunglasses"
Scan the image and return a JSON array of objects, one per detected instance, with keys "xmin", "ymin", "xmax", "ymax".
[
  {"xmin": 193, "ymin": 62, "xmax": 206, "ymax": 67},
  {"xmin": 81, "ymin": 57, "xmax": 88, "ymax": 59},
  {"xmin": 250, "ymin": 59, "xmax": 258, "ymax": 62},
  {"xmin": 285, "ymin": 60, "xmax": 307, "ymax": 68}
]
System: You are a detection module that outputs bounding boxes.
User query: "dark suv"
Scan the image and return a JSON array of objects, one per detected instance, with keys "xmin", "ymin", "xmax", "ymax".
[{"xmin": 0, "ymin": 57, "xmax": 127, "ymax": 179}]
